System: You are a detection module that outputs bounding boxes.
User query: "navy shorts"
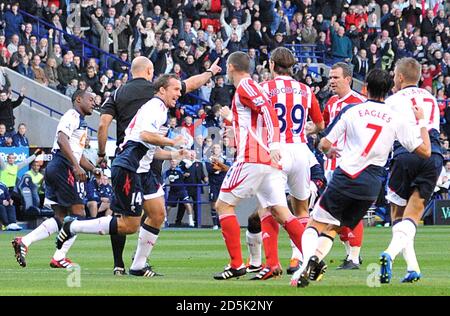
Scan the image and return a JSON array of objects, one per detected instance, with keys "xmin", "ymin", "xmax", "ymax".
[
  {"xmin": 388, "ymin": 153, "xmax": 443, "ymax": 202},
  {"xmin": 45, "ymin": 155, "xmax": 85, "ymax": 207},
  {"xmin": 167, "ymin": 189, "xmax": 190, "ymax": 207},
  {"xmin": 209, "ymin": 185, "xmax": 221, "ymax": 202},
  {"xmin": 316, "ymin": 187, "xmax": 374, "ymax": 229},
  {"xmin": 110, "ymin": 166, "xmax": 162, "ymax": 217}
]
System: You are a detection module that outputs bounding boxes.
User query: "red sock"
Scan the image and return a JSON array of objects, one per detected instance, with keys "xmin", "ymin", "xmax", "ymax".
[
  {"xmin": 298, "ymin": 216, "xmax": 309, "ymax": 228},
  {"xmin": 261, "ymin": 214, "xmax": 279, "ymax": 268},
  {"xmin": 283, "ymin": 217, "xmax": 305, "ymax": 254},
  {"xmin": 348, "ymin": 221, "xmax": 364, "ymax": 247},
  {"xmin": 339, "ymin": 226, "xmax": 350, "ymax": 242},
  {"xmin": 219, "ymin": 214, "xmax": 243, "ymax": 269}
]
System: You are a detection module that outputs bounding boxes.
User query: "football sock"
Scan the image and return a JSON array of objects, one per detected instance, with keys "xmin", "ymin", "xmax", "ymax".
[
  {"xmin": 130, "ymin": 224, "xmax": 159, "ymax": 271},
  {"xmin": 298, "ymin": 227, "xmax": 319, "ymax": 273},
  {"xmin": 22, "ymin": 217, "xmax": 59, "ymax": 247},
  {"xmin": 402, "ymin": 238, "xmax": 420, "ymax": 273},
  {"xmin": 385, "ymin": 218, "xmax": 417, "ymax": 260},
  {"xmin": 70, "ymin": 215, "xmax": 114, "ymax": 235},
  {"xmin": 290, "ymin": 239, "xmax": 303, "ymax": 261},
  {"xmin": 53, "ymin": 235, "xmax": 78, "ymax": 261},
  {"xmin": 261, "ymin": 214, "xmax": 280, "ymax": 267},
  {"xmin": 283, "ymin": 216, "xmax": 305, "ymax": 254},
  {"xmin": 348, "ymin": 247, "xmax": 361, "ymax": 264},
  {"xmin": 219, "ymin": 214, "xmax": 243, "ymax": 269},
  {"xmin": 111, "ymin": 234, "xmax": 127, "ymax": 268},
  {"xmin": 245, "ymin": 230, "xmax": 262, "ymax": 267},
  {"xmin": 316, "ymin": 233, "xmax": 334, "ymax": 261}
]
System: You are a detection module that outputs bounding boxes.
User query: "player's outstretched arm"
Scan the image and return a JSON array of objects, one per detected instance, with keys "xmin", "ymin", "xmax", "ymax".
[
  {"xmin": 140, "ymin": 132, "xmax": 187, "ymax": 147},
  {"xmin": 154, "ymin": 148, "xmax": 194, "ymax": 160},
  {"xmin": 80, "ymin": 155, "xmax": 102, "ymax": 178}
]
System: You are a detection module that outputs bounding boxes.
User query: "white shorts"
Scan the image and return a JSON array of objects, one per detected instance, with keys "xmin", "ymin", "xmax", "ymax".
[
  {"xmin": 280, "ymin": 143, "xmax": 314, "ymax": 201},
  {"xmin": 218, "ymin": 162, "xmax": 287, "ymax": 208}
]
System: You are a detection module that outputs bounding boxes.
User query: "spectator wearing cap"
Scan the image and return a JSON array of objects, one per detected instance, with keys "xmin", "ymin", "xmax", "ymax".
[{"xmin": 12, "ymin": 123, "xmax": 29, "ymax": 147}]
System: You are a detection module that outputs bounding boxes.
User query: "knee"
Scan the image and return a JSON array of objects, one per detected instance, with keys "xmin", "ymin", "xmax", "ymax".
[
  {"xmin": 247, "ymin": 212, "xmax": 261, "ymax": 233},
  {"xmin": 119, "ymin": 220, "xmax": 140, "ymax": 235}
]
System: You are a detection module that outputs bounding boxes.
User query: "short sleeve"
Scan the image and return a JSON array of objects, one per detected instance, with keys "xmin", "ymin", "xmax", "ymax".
[
  {"xmin": 100, "ymin": 89, "xmax": 118, "ymax": 117},
  {"xmin": 56, "ymin": 110, "xmax": 78, "ymax": 138},
  {"xmin": 395, "ymin": 117, "xmax": 423, "ymax": 153},
  {"xmin": 325, "ymin": 112, "xmax": 347, "ymax": 144}
]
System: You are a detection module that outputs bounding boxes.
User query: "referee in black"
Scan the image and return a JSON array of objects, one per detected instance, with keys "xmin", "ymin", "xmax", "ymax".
[{"xmin": 97, "ymin": 56, "xmax": 222, "ymax": 275}]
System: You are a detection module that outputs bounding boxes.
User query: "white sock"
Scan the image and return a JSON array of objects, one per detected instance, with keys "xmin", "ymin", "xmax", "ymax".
[
  {"xmin": 70, "ymin": 215, "xmax": 112, "ymax": 235},
  {"xmin": 348, "ymin": 246, "xmax": 361, "ymax": 264},
  {"xmin": 130, "ymin": 226, "xmax": 159, "ymax": 270},
  {"xmin": 342, "ymin": 241, "xmax": 350, "ymax": 257},
  {"xmin": 290, "ymin": 239, "xmax": 303, "ymax": 261},
  {"xmin": 22, "ymin": 217, "xmax": 59, "ymax": 247},
  {"xmin": 188, "ymin": 214, "xmax": 194, "ymax": 225},
  {"xmin": 294, "ymin": 227, "xmax": 319, "ymax": 279},
  {"xmin": 402, "ymin": 238, "xmax": 420, "ymax": 273},
  {"xmin": 315, "ymin": 235, "xmax": 334, "ymax": 261},
  {"xmin": 385, "ymin": 219, "xmax": 416, "ymax": 260},
  {"xmin": 53, "ymin": 235, "xmax": 78, "ymax": 261},
  {"xmin": 246, "ymin": 231, "xmax": 262, "ymax": 267}
]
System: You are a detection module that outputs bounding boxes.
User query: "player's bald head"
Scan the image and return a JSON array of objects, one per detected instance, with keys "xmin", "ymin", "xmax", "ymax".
[{"xmin": 131, "ymin": 56, "xmax": 154, "ymax": 79}]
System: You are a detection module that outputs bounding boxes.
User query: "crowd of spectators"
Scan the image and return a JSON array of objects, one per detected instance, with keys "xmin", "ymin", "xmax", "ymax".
[
  {"xmin": 2, "ymin": 0, "xmax": 450, "ymax": 226},
  {"xmin": 0, "ymin": 1, "xmax": 449, "ymax": 124}
]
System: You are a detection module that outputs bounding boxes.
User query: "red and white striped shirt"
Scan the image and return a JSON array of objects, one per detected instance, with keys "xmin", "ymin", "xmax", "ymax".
[
  {"xmin": 230, "ymin": 77, "xmax": 280, "ymax": 165},
  {"xmin": 261, "ymin": 75, "xmax": 323, "ymax": 143},
  {"xmin": 323, "ymin": 90, "xmax": 366, "ymax": 171}
]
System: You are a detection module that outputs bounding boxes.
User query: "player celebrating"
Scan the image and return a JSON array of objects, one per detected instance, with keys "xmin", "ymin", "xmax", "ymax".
[
  {"xmin": 55, "ymin": 75, "xmax": 193, "ymax": 277},
  {"xmin": 12, "ymin": 90, "xmax": 100, "ymax": 269},
  {"xmin": 322, "ymin": 62, "xmax": 366, "ymax": 270},
  {"xmin": 381, "ymin": 57, "xmax": 443, "ymax": 283},
  {"xmin": 213, "ymin": 51, "xmax": 306, "ymax": 280},
  {"xmin": 291, "ymin": 69, "xmax": 431, "ymax": 288},
  {"xmin": 244, "ymin": 47, "xmax": 325, "ymax": 280}
]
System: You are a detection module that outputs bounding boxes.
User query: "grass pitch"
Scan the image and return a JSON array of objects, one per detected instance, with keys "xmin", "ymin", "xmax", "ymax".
[{"xmin": 0, "ymin": 226, "xmax": 449, "ymax": 296}]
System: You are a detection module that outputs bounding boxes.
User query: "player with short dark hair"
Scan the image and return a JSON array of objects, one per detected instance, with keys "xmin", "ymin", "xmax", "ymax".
[
  {"xmin": 291, "ymin": 68, "xmax": 431, "ymax": 288},
  {"xmin": 12, "ymin": 90, "xmax": 100, "ymax": 269}
]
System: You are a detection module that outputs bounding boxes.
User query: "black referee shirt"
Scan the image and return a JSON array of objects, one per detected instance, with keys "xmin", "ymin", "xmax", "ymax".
[{"xmin": 101, "ymin": 77, "xmax": 187, "ymax": 178}]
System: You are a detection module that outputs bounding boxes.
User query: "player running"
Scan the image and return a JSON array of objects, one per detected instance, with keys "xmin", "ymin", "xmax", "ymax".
[{"xmin": 12, "ymin": 90, "xmax": 100, "ymax": 269}]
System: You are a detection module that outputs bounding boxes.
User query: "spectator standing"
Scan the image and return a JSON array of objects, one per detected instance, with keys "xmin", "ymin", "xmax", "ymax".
[
  {"xmin": 4, "ymin": 3, "xmax": 24, "ymax": 39},
  {"xmin": 0, "ymin": 87, "xmax": 25, "ymax": 135},
  {"xmin": 210, "ymin": 76, "xmax": 233, "ymax": 107},
  {"xmin": 57, "ymin": 54, "xmax": 78, "ymax": 93}
]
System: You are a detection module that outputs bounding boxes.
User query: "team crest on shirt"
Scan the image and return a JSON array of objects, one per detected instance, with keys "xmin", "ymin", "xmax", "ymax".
[{"xmin": 252, "ymin": 97, "xmax": 265, "ymax": 106}]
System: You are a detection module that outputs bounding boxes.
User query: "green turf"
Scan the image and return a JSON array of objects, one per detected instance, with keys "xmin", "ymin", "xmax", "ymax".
[{"xmin": 1, "ymin": 226, "xmax": 449, "ymax": 296}]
